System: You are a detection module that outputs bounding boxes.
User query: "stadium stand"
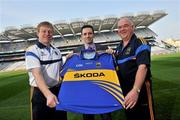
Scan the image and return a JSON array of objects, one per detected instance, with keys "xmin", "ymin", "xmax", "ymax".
[
  {"xmin": 1, "ymin": 10, "xmax": 176, "ymax": 72},
  {"xmin": 0, "ymin": 62, "xmax": 11, "ymax": 71},
  {"xmin": 1, "ymin": 61, "xmax": 25, "ymax": 71}
]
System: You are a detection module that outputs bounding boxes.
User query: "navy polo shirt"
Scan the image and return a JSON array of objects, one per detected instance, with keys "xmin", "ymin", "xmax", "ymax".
[{"xmin": 115, "ymin": 34, "xmax": 151, "ymax": 91}]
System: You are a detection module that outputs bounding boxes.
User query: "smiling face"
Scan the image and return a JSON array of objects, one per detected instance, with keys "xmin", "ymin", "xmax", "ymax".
[
  {"xmin": 37, "ymin": 22, "xmax": 54, "ymax": 46},
  {"xmin": 117, "ymin": 18, "xmax": 134, "ymax": 41},
  {"xmin": 81, "ymin": 27, "xmax": 94, "ymax": 44},
  {"xmin": 37, "ymin": 26, "xmax": 53, "ymax": 45}
]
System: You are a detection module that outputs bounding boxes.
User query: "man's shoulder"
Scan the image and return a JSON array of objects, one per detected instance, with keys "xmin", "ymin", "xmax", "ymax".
[
  {"xmin": 73, "ymin": 46, "xmax": 84, "ymax": 53},
  {"xmin": 26, "ymin": 44, "xmax": 36, "ymax": 51},
  {"xmin": 136, "ymin": 37, "xmax": 148, "ymax": 45}
]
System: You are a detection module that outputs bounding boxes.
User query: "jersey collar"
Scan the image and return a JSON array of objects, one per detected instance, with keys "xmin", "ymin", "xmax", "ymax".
[{"xmin": 36, "ymin": 41, "xmax": 54, "ymax": 49}]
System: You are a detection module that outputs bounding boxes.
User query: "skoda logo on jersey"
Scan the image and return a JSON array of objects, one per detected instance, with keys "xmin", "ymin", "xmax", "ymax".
[
  {"xmin": 96, "ymin": 62, "xmax": 101, "ymax": 68},
  {"xmin": 125, "ymin": 47, "xmax": 131, "ymax": 55},
  {"xmin": 74, "ymin": 72, "xmax": 105, "ymax": 78}
]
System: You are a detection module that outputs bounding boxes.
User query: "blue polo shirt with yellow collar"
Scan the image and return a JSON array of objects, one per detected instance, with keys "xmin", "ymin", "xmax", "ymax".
[{"xmin": 115, "ymin": 34, "xmax": 151, "ymax": 95}]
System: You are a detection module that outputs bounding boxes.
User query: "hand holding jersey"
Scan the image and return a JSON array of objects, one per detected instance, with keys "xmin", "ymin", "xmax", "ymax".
[
  {"xmin": 56, "ymin": 50, "xmax": 125, "ymax": 114},
  {"xmin": 26, "ymin": 21, "xmax": 67, "ymax": 120}
]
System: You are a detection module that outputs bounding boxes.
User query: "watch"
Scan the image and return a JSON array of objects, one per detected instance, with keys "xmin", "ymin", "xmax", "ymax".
[{"xmin": 133, "ymin": 85, "xmax": 141, "ymax": 93}]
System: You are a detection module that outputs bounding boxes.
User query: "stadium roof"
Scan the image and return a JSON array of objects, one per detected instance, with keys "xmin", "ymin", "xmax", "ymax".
[{"xmin": 0, "ymin": 10, "xmax": 167, "ymax": 42}]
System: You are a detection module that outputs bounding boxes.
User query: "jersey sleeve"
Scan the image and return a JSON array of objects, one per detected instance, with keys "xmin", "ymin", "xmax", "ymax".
[
  {"xmin": 25, "ymin": 47, "xmax": 41, "ymax": 71},
  {"xmin": 136, "ymin": 47, "xmax": 151, "ymax": 66}
]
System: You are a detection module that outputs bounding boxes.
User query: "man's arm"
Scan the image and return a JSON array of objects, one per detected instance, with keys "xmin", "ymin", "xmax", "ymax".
[
  {"xmin": 31, "ymin": 68, "xmax": 59, "ymax": 108},
  {"xmin": 124, "ymin": 64, "xmax": 147, "ymax": 109},
  {"xmin": 134, "ymin": 64, "xmax": 147, "ymax": 93}
]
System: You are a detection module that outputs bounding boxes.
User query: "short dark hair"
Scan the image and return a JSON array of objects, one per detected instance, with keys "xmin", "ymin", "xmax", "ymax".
[
  {"xmin": 37, "ymin": 21, "xmax": 54, "ymax": 32},
  {"xmin": 81, "ymin": 25, "xmax": 94, "ymax": 34}
]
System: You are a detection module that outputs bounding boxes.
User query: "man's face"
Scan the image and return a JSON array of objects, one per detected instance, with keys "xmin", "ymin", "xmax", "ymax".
[
  {"xmin": 37, "ymin": 26, "xmax": 53, "ymax": 44},
  {"xmin": 81, "ymin": 28, "xmax": 94, "ymax": 44},
  {"xmin": 117, "ymin": 19, "xmax": 134, "ymax": 41}
]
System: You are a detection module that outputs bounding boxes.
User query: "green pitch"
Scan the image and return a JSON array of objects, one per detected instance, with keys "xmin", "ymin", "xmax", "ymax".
[{"xmin": 0, "ymin": 53, "xmax": 180, "ymax": 120}]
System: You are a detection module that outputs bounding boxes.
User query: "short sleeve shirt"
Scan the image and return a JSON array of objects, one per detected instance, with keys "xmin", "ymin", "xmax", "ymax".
[
  {"xmin": 115, "ymin": 34, "xmax": 151, "ymax": 84},
  {"xmin": 25, "ymin": 41, "xmax": 62, "ymax": 87}
]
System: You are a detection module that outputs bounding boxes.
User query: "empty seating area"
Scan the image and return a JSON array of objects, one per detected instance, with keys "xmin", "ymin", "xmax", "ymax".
[
  {"xmin": 135, "ymin": 27, "xmax": 157, "ymax": 38},
  {"xmin": 0, "ymin": 11, "xmax": 171, "ymax": 72},
  {"xmin": 0, "ymin": 28, "xmax": 175, "ymax": 72},
  {"xmin": 0, "ymin": 61, "xmax": 25, "ymax": 72},
  {"xmin": 0, "ymin": 62, "xmax": 12, "ymax": 71},
  {"xmin": 102, "ymin": 32, "xmax": 120, "ymax": 41}
]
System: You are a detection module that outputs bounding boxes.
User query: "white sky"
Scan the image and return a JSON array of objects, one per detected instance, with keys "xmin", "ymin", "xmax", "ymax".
[{"xmin": 0, "ymin": 0, "xmax": 180, "ymax": 40}]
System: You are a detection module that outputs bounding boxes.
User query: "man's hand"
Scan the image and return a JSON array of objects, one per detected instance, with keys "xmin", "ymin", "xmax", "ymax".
[
  {"xmin": 46, "ymin": 92, "xmax": 59, "ymax": 108},
  {"xmin": 31, "ymin": 68, "xmax": 59, "ymax": 108},
  {"xmin": 124, "ymin": 88, "xmax": 139, "ymax": 109},
  {"xmin": 106, "ymin": 48, "xmax": 114, "ymax": 54},
  {"xmin": 66, "ymin": 52, "xmax": 73, "ymax": 60}
]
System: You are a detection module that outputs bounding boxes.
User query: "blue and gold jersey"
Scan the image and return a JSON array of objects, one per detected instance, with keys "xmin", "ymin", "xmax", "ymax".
[{"xmin": 56, "ymin": 52, "xmax": 124, "ymax": 114}]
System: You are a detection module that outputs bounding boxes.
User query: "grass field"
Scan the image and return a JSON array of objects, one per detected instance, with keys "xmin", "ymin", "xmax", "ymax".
[{"xmin": 0, "ymin": 53, "xmax": 180, "ymax": 120}]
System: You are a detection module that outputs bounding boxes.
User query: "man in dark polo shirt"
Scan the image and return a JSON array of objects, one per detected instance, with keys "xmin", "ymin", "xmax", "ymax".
[{"xmin": 106, "ymin": 17, "xmax": 154, "ymax": 120}]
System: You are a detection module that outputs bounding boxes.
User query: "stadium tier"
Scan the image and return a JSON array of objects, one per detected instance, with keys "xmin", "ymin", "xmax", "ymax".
[{"xmin": 0, "ymin": 10, "xmax": 174, "ymax": 72}]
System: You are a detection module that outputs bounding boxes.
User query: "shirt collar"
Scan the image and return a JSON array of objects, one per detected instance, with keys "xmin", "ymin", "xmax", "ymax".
[
  {"xmin": 84, "ymin": 43, "xmax": 96, "ymax": 50},
  {"xmin": 36, "ymin": 41, "xmax": 54, "ymax": 49},
  {"xmin": 120, "ymin": 34, "xmax": 137, "ymax": 48},
  {"xmin": 130, "ymin": 34, "xmax": 137, "ymax": 44}
]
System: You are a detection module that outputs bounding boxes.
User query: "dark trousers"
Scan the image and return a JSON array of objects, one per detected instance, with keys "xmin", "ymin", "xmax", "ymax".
[
  {"xmin": 123, "ymin": 84, "xmax": 152, "ymax": 120},
  {"xmin": 83, "ymin": 113, "xmax": 112, "ymax": 120},
  {"xmin": 31, "ymin": 86, "xmax": 67, "ymax": 120},
  {"xmin": 125, "ymin": 103, "xmax": 150, "ymax": 120}
]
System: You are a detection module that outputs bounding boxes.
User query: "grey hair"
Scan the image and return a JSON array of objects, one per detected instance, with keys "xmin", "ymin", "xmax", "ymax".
[
  {"xmin": 118, "ymin": 17, "xmax": 135, "ymax": 31},
  {"xmin": 119, "ymin": 17, "xmax": 134, "ymax": 26}
]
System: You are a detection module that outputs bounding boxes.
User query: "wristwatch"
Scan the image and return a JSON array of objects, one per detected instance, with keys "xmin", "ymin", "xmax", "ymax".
[{"xmin": 133, "ymin": 86, "xmax": 141, "ymax": 93}]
